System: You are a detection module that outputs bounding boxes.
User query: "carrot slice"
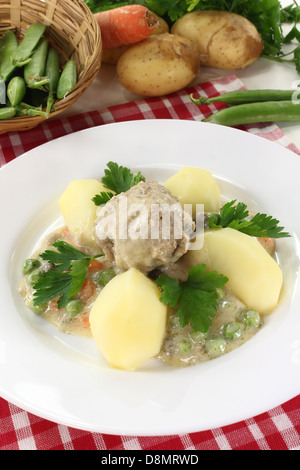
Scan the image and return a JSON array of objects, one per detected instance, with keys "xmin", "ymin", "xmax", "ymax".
[
  {"xmin": 78, "ymin": 279, "xmax": 95, "ymax": 302},
  {"xmin": 94, "ymin": 5, "xmax": 157, "ymax": 49},
  {"xmin": 88, "ymin": 259, "xmax": 103, "ymax": 271}
]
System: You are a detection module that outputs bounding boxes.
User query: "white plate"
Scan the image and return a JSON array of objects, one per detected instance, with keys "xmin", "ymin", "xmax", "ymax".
[{"xmin": 1, "ymin": 120, "xmax": 300, "ymax": 436}]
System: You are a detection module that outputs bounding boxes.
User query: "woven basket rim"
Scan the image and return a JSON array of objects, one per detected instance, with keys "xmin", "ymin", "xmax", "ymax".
[{"xmin": 0, "ymin": 0, "xmax": 102, "ymax": 134}]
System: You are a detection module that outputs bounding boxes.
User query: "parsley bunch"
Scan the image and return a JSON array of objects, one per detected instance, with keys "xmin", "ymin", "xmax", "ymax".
[
  {"xmin": 92, "ymin": 161, "xmax": 145, "ymax": 206},
  {"xmin": 156, "ymin": 264, "xmax": 228, "ymax": 332},
  {"xmin": 33, "ymin": 241, "xmax": 103, "ymax": 309}
]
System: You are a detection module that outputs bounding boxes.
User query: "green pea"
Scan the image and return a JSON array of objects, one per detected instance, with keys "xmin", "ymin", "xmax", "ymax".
[
  {"xmin": 56, "ymin": 60, "xmax": 77, "ymax": 99},
  {"xmin": 65, "ymin": 299, "xmax": 84, "ymax": 316},
  {"xmin": 30, "ymin": 302, "xmax": 47, "ymax": 315},
  {"xmin": 205, "ymin": 336, "xmax": 226, "ymax": 358},
  {"xmin": 190, "ymin": 330, "xmax": 207, "ymax": 342},
  {"xmin": 203, "ymin": 101, "xmax": 300, "ymax": 127},
  {"xmin": 22, "ymin": 258, "xmax": 41, "ymax": 275},
  {"xmin": 222, "ymin": 321, "xmax": 244, "ymax": 340},
  {"xmin": 11, "ymin": 22, "xmax": 46, "ymax": 67},
  {"xmin": 0, "ymin": 107, "xmax": 16, "ymax": 120},
  {"xmin": 178, "ymin": 339, "xmax": 192, "ymax": 353},
  {"xmin": 241, "ymin": 309, "xmax": 261, "ymax": 328},
  {"xmin": 216, "ymin": 287, "xmax": 225, "ymax": 300},
  {"xmin": 45, "ymin": 47, "xmax": 60, "ymax": 116},
  {"xmin": 191, "ymin": 89, "xmax": 296, "ymax": 106},
  {"xmin": 24, "ymin": 37, "xmax": 49, "ymax": 89},
  {"xmin": 27, "ymin": 268, "xmax": 43, "ymax": 286},
  {"xmin": 0, "ymin": 30, "xmax": 19, "ymax": 81},
  {"xmin": 7, "ymin": 76, "xmax": 26, "ymax": 106},
  {"xmin": 98, "ymin": 269, "xmax": 116, "ymax": 286}
]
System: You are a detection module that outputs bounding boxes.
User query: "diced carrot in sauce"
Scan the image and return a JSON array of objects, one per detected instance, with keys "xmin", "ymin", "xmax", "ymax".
[
  {"xmin": 78, "ymin": 313, "xmax": 90, "ymax": 328},
  {"xmin": 78, "ymin": 279, "xmax": 96, "ymax": 302},
  {"xmin": 88, "ymin": 259, "xmax": 103, "ymax": 271}
]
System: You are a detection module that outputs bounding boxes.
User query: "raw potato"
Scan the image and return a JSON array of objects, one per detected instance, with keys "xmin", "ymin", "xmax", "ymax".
[
  {"xmin": 164, "ymin": 167, "xmax": 221, "ymax": 216},
  {"xmin": 116, "ymin": 33, "xmax": 200, "ymax": 97},
  {"xmin": 89, "ymin": 268, "xmax": 168, "ymax": 370},
  {"xmin": 184, "ymin": 227, "xmax": 283, "ymax": 314},
  {"xmin": 59, "ymin": 179, "xmax": 106, "ymax": 250},
  {"xmin": 102, "ymin": 12, "xmax": 169, "ymax": 65},
  {"xmin": 171, "ymin": 10, "xmax": 264, "ymax": 70}
]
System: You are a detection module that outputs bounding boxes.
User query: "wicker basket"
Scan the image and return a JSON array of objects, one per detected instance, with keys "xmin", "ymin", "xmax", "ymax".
[{"xmin": 0, "ymin": 0, "xmax": 102, "ymax": 134}]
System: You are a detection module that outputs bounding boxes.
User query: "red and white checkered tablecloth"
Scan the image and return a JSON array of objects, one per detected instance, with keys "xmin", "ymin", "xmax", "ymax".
[{"xmin": 1, "ymin": 74, "xmax": 300, "ymax": 450}]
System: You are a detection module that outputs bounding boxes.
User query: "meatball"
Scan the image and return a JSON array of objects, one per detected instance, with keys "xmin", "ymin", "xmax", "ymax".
[{"xmin": 94, "ymin": 180, "xmax": 194, "ymax": 272}]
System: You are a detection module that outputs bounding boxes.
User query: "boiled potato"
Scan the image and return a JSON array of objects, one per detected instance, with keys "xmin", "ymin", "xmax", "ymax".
[
  {"xmin": 184, "ymin": 227, "xmax": 283, "ymax": 314},
  {"xmin": 102, "ymin": 12, "xmax": 169, "ymax": 65},
  {"xmin": 116, "ymin": 33, "xmax": 200, "ymax": 97},
  {"xmin": 164, "ymin": 167, "xmax": 221, "ymax": 216},
  {"xmin": 171, "ymin": 11, "xmax": 263, "ymax": 70},
  {"xmin": 59, "ymin": 179, "xmax": 106, "ymax": 250},
  {"xmin": 89, "ymin": 268, "xmax": 167, "ymax": 370}
]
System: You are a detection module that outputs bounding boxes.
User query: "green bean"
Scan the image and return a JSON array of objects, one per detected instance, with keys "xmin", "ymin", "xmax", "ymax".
[
  {"xmin": 0, "ymin": 30, "xmax": 19, "ymax": 81},
  {"xmin": 24, "ymin": 37, "xmax": 49, "ymax": 88},
  {"xmin": 203, "ymin": 101, "xmax": 300, "ymax": 126},
  {"xmin": 0, "ymin": 106, "xmax": 16, "ymax": 119},
  {"xmin": 11, "ymin": 22, "xmax": 46, "ymax": 67},
  {"xmin": 7, "ymin": 76, "xmax": 26, "ymax": 106},
  {"xmin": 45, "ymin": 47, "xmax": 60, "ymax": 116},
  {"xmin": 22, "ymin": 258, "xmax": 41, "ymax": 275},
  {"xmin": 56, "ymin": 60, "xmax": 77, "ymax": 99},
  {"xmin": 191, "ymin": 89, "xmax": 296, "ymax": 106}
]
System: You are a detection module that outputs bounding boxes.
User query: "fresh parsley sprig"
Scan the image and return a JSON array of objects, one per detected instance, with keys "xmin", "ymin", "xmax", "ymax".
[
  {"xmin": 155, "ymin": 264, "xmax": 228, "ymax": 332},
  {"xmin": 92, "ymin": 161, "xmax": 145, "ymax": 206},
  {"xmin": 208, "ymin": 200, "xmax": 290, "ymax": 238},
  {"xmin": 32, "ymin": 241, "xmax": 103, "ymax": 309}
]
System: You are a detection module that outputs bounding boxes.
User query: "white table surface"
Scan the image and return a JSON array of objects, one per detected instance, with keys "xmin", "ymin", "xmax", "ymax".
[{"xmin": 63, "ymin": 0, "xmax": 300, "ymax": 149}]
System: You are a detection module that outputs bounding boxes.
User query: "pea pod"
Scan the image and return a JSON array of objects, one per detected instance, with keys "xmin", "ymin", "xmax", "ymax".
[
  {"xmin": 11, "ymin": 22, "xmax": 46, "ymax": 67},
  {"xmin": 203, "ymin": 101, "xmax": 300, "ymax": 126},
  {"xmin": 191, "ymin": 89, "xmax": 296, "ymax": 106},
  {"xmin": 0, "ymin": 107, "xmax": 16, "ymax": 119},
  {"xmin": 56, "ymin": 60, "xmax": 77, "ymax": 99},
  {"xmin": 0, "ymin": 30, "xmax": 19, "ymax": 81},
  {"xmin": 24, "ymin": 37, "xmax": 49, "ymax": 88},
  {"xmin": 45, "ymin": 47, "xmax": 60, "ymax": 116},
  {"xmin": 7, "ymin": 76, "xmax": 26, "ymax": 106}
]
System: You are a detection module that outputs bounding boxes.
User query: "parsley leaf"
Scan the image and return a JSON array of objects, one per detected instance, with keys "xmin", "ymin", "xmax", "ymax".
[
  {"xmin": 156, "ymin": 264, "xmax": 228, "ymax": 332},
  {"xmin": 33, "ymin": 241, "xmax": 103, "ymax": 308},
  {"xmin": 208, "ymin": 200, "xmax": 290, "ymax": 238},
  {"xmin": 93, "ymin": 162, "xmax": 146, "ymax": 206},
  {"xmin": 92, "ymin": 190, "xmax": 115, "ymax": 206}
]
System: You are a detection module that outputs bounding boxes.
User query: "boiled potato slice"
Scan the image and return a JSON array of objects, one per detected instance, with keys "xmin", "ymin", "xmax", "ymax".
[
  {"xmin": 59, "ymin": 179, "xmax": 105, "ymax": 249},
  {"xmin": 116, "ymin": 33, "xmax": 200, "ymax": 97},
  {"xmin": 89, "ymin": 268, "xmax": 168, "ymax": 370},
  {"xmin": 185, "ymin": 227, "xmax": 283, "ymax": 314},
  {"xmin": 171, "ymin": 11, "xmax": 263, "ymax": 70},
  {"xmin": 164, "ymin": 167, "xmax": 221, "ymax": 215}
]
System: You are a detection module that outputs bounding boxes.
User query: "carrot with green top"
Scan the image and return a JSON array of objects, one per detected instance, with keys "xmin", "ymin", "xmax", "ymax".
[{"xmin": 94, "ymin": 5, "xmax": 157, "ymax": 49}]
